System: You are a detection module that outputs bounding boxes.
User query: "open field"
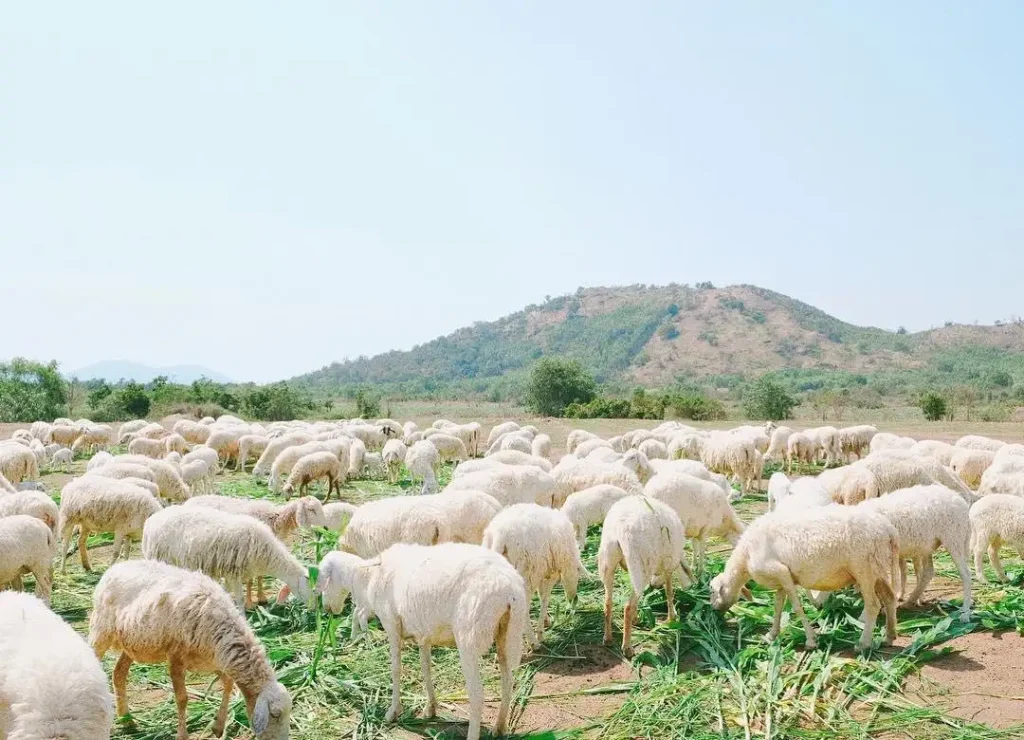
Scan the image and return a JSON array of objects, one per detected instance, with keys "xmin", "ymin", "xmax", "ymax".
[{"xmin": 4, "ymin": 416, "xmax": 1024, "ymax": 738}]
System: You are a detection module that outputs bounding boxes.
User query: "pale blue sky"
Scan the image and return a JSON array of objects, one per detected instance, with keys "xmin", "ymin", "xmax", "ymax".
[{"xmin": 3, "ymin": 3, "xmax": 1022, "ymax": 382}]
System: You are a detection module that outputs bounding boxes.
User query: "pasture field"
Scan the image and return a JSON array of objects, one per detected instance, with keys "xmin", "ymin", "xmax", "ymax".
[{"xmin": 6, "ymin": 415, "xmax": 1024, "ymax": 739}]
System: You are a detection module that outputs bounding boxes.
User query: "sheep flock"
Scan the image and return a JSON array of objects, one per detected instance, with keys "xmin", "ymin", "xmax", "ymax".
[{"xmin": 2, "ymin": 413, "xmax": 1024, "ymax": 738}]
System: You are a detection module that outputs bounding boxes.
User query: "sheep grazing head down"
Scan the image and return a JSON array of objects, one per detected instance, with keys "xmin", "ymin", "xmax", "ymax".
[
  {"xmin": 250, "ymin": 680, "xmax": 293, "ymax": 740},
  {"xmin": 708, "ymin": 573, "xmax": 751, "ymax": 611},
  {"xmin": 315, "ymin": 551, "xmax": 370, "ymax": 615}
]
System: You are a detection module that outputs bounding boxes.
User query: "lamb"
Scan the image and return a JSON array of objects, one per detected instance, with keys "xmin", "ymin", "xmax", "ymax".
[
  {"xmin": 486, "ymin": 421, "xmax": 521, "ymax": 448},
  {"xmin": 566, "ymin": 429, "xmax": 600, "ymax": 454},
  {"xmin": 162, "ymin": 432, "xmax": 189, "ymax": 456},
  {"xmin": 969, "ymin": 494, "xmax": 1024, "ymax": 582},
  {"xmin": 0, "ymin": 592, "xmax": 114, "ymax": 740},
  {"xmin": 637, "ymin": 438, "xmax": 669, "ymax": 460},
  {"xmin": 251, "ymin": 432, "xmax": 313, "ymax": 477},
  {"xmin": 560, "ymin": 484, "xmax": 632, "ymax": 548},
  {"xmin": 112, "ymin": 455, "xmax": 191, "ymax": 502},
  {"xmin": 949, "ymin": 447, "xmax": 995, "ymax": 490},
  {"xmin": 701, "ymin": 431, "xmax": 763, "ymax": 493},
  {"xmin": 59, "ymin": 475, "xmax": 163, "ymax": 572},
  {"xmin": 710, "ymin": 506, "xmax": 899, "ymax": 651},
  {"xmin": 785, "ymin": 432, "xmax": 816, "ymax": 473},
  {"xmin": 598, "ymin": 496, "xmax": 692, "ymax": 657},
  {"xmin": 532, "ymin": 433, "xmax": 552, "ymax": 459},
  {"xmin": 859, "ymin": 485, "xmax": 972, "ymax": 621},
  {"xmin": 381, "ymin": 439, "xmax": 408, "ymax": 484},
  {"xmin": 911, "ymin": 439, "xmax": 957, "ymax": 467},
  {"xmin": 0, "ymin": 488, "xmax": 60, "ymax": 535},
  {"xmin": 141, "ymin": 506, "xmax": 313, "ymax": 610},
  {"xmin": 427, "ymin": 433, "xmax": 468, "ymax": 464},
  {"xmin": 0, "ymin": 515, "xmax": 54, "ymax": 603},
  {"xmin": 764, "ymin": 425, "xmax": 794, "ymax": 463},
  {"xmin": 322, "ymin": 502, "xmax": 358, "ymax": 533},
  {"xmin": 90, "ymin": 560, "xmax": 293, "ymax": 740},
  {"xmin": 551, "ymin": 455, "xmax": 644, "ymax": 506},
  {"xmin": 236, "ymin": 434, "xmax": 270, "ymax": 472},
  {"xmin": 71, "ymin": 424, "xmax": 115, "ymax": 455},
  {"xmin": 837, "ymin": 425, "xmax": 877, "ymax": 462},
  {"xmin": 269, "ymin": 441, "xmax": 348, "ymax": 492},
  {"xmin": 482, "ymin": 504, "xmax": 586, "ymax": 646},
  {"xmin": 172, "ymin": 418, "xmax": 211, "ymax": 444},
  {"xmin": 282, "ymin": 451, "xmax": 344, "ymax": 500},
  {"xmin": 347, "ymin": 437, "xmax": 367, "ymax": 478},
  {"xmin": 86, "ymin": 450, "xmax": 114, "ymax": 471},
  {"xmin": 49, "ymin": 446, "xmax": 73, "ymax": 472},
  {"xmin": 645, "ymin": 472, "xmax": 745, "ymax": 575},
  {"xmin": 127, "ymin": 437, "xmax": 165, "ymax": 458},
  {"xmin": 317, "ymin": 544, "xmax": 527, "ymax": 740},
  {"xmin": 0, "ymin": 444, "xmax": 40, "ymax": 486},
  {"xmin": 955, "ymin": 434, "xmax": 1005, "ymax": 453},
  {"xmin": 406, "ymin": 440, "xmax": 441, "ymax": 493},
  {"xmin": 447, "ymin": 464, "xmax": 558, "ymax": 507}
]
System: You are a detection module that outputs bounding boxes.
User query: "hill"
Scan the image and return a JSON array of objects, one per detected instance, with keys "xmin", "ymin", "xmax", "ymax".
[
  {"xmin": 292, "ymin": 284, "xmax": 1024, "ymax": 398},
  {"xmin": 72, "ymin": 361, "xmax": 233, "ymax": 385}
]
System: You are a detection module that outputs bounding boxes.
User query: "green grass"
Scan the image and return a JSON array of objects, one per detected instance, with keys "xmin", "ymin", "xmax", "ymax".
[{"xmin": 37, "ymin": 461, "xmax": 1024, "ymax": 739}]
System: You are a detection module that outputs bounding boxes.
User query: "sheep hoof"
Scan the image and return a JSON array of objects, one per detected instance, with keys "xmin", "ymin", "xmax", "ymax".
[
  {"xmin": 385, "ymin": 707, "xmax": 400, "ymax": 724},
  {"xmin": 621, "ymin": 645, "xmax": 634, "ymax": 659},
  {"xmin": 805, "ymin": 639, "xmax": 819, "ymax": 651},
  {"xmin": 424, "ymin": 703, "xmax": 437, "ymax": 719}
]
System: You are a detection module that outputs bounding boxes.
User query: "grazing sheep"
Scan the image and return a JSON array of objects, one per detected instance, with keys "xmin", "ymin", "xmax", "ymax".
[
  {"xmin": 49, "ymin": 447, "xmax": 73, "ymax": 472},
  {"xmin": 599, "ymin": 496, "xmax": 692, "ymax": 657},
  {"xmin": 859, "ymin": 485, "xmax": 972, "ymax": 621},
  {"xmin": 59, "ymin": 476, "xmax": 163, "ymax": 572},
  {"xmin": 112, "ymin": 455, "xmax": 191, "ymax": 502},
  {"xmin": 236, "ymin": 434, "xmax": 271, "ymax": 472},
  {"xmin": 732, "ymin": 425, "xmax": 771, "ymax": 456},
  {"xmin": 618, "ymin": 449, "xmax": 656, "ymax": 486},
  {"xmin": 346, "ymin": 437, "xmax": 367, "ymax": 479},
  {"xmin": 116, "ymin": 419, "xmax": 149, "ymax": 441},
  {"xmin": 50, "ymin": 425, "xmax": 84, "ymax": 447},
  {"xmin": 406, "ymin": 440, "xmax": 441, "ymax": 493},
  {"xmin": 345, "ymin": 423, "xmax": 386, "ymax": 451},
  {"xmin": 0, "ymin": 470, "xmax": 16, "ymax": 494},
  {"xmin": 950, "ymin": 447, "xmax": 996, "ymax": 490},
  {"xmin": 0, "ymin": 488, "xmax": 60, "ymax": 535},
  {"xmin": 127, "ymin": 437, "xmax": 164, "ymax": 458},
  {"xmin": 282, "ymin": 451, "xmax": 344, "ymax": 501},
  {"xmin": 86, "ymin": 451, "xmax": 114, "ymax": 472},
  {"xmin": 269, "ymin": 441, "xmax": 348, "ymax": 493},
  {"xmin": 161, "ymin": 432, "xmax": 189, "ymax": 457},
  {"xmin": 427, "ymin": 433, "xmax": 468, "ymax": 464},
  {"xmin": 969, "ymin": 494, "xmax": 1024, "ymax": 582},
  {"xmin": 182, "ymin": 445, "xmax": 221, "ymax": 475},
  {"xmin": 322, "ymin": 502, "xmax": 358, "ymax": 533},
  {"xmin": 785, "ymin": 433, "xmax": 816, "ymax": 473},
  {"xmin": 803, "ymin": 426, "xmax": 840, "ymax": 466},
  {"xmin": 911, "ymin": 439, "xmax": 957, "ymax": 467},
  {"xmin": 701, "ymin": 431, "xmax": 763, "ymax": 493},
  {"xmin": 381, "ymin": 439, "xmax": 408, "ymax": 484},
  {"xmin": 552, "ymin": 455, "xmax": 644, "ymax": 506},
  {"xmin": 978, "ymin": 455, "xmax": 1024, "ymax": 496},
  {"xmin": 573, "ymin": 438, "xmax": 613, "ymax": 459},
  {"xmin": 710, "ymin": 506, "xmax": 899, "ymax": 651},
  {"xmin": 142, "ymin": 506, "xmax": 313, "ymax": 610},
  {"xmin": 176, "ymin": 459, "xmax": 212, "ymax": 494},
  {"xmin": 645, "ymin": 472, "xmax": 745, "ymax": 575},
  {"xmin": 30, "ymin": 420, "xmax": 53, "ymax": 443},
  {"xmin": 0, "ymin": 444, "xmax": 40, "ymax": 485},
  {"xmin": 454, "ymin": 449, "xmax": 554, "ymax": 476},
  {"xmin": 403, "ymin": 421, "xmax": 420, "ymax": 444},
  {"xmin": 90, "ymin": 560, "xmax": 293, "ymax": 740},
  {"xmin": 447, "ymin": 465, "xmax": 558, "ymax": 507},
  {"xmin": 497, "ymin": 434, "xmax": 532, "ymax": 455},
  {"xmin": 637, "ymin": 438, "xmax": 669, "ymax": 460},
  {"xmin": 0, "ymin": 592, "xmax": 114, "ymax": 740},
  {"xmin": 486, "ymin": 421, "xmax": 521, "ymax": 448},
  {"xmin": 252, "ymin": 433, "xmax": 313, "ymax": 477},
  {"xmin": 0, "ymin": 515, "xmax": 54, "ymax": 603},
  {"xmin": 836, "ymin": 425, "xmax": 877, "ymax": 462},
  {"xmin": 71, "ymin": 424, "xmax": 115, "ymax": 455},
  {"xmin": 317, "ymin": 544, "xmax": 527, "ymax": 740},
  {"xmin": 482, "ymin": 504, "xmax": 586, "ymax": 646},
  {"xmin": 766, "ymin": 471, "xmax": 794, "ymax": 511},
  {"xmin": 337, "ymin": 496, "xmax": 451, "ymax": 558},
  {"xmin": 87, "ymin": 462, "xmax": 157, "ymax": 484},
  {"xmin": 205, "ymin": 429, "xmax": 244, "ymax": 467},
  {"xmin": 829, "ymin": 451, "xmax": 973, "ymax": 505},
  {"xmin": 955, "ymin": 435, "xmax": 1005, "ymax": 453},
  {"xmin": 566, "ymin": 429, "xmax": 600, "ymax": 454},
  {"xmin": 560, "ymin": 484, "xmax": 632, "ymax": 548},
  {"xmin": 532, "ymin": 433, "xmax": 552, "ymax": 459},
  {"xmin": 869, "ymin": 432, "xmax": 915, "ymax": 454},
  {"xmin": 172, "ymin": 418, "xmax": 211, "ymax": 445},
  {"xmin": 765, "ymin": 426, "xmax": 794, "ymax": 463}
]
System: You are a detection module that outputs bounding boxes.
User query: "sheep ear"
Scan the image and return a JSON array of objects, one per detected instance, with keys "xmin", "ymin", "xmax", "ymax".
[
  {"xmin": 252, "ymin": 693, "xmax": 270, "ymax": 734},
  {"xmin": 314, "ymin": 574, "xmax": 330, "ymax": 595}
]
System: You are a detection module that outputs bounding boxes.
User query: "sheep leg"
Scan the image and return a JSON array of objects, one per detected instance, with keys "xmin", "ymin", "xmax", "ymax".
[
  {"xmin": 385, "ymin": 630, "xmax": 404, "ymax": 723},
  {"xmin": 245, "ymin": 580, "xmax": 255, "ymax": 609},
  {"xmin": 419, "ymin": 641, "xmax": 436, "ymax": 718},
  {"xmin": 110, "ymin": 531, "xmax": 126, "ymax": 566},
  {"xmin": 767, "ymin": 589, "xmax": 787, "ymax": 641},
  {"xmin": 903, "ymin": 556, "xmax": 934, "ymax": 607},
  {"xmin": 459, "ymin": 649, "xmax": 484, "ymax": 740},
  {"xmin": 895, "ymin": 559, "xmax": 908, "ymax": 601},
  {"xmin": 664, "ymin": 571, "xmax": 676, "ymax": 624},
  {"xmin": 621, "ymin": 591, "xmax": 639, "ymax": 658},
  {"xmin": 602, "ymin": 581, "xmax": 615, "ymax": 647},
  {"xmin": 535, "ymin": 582, "xmax": 554, "ymax": 646},
  {"xmin": 257, "ymin": 577, "xmax": 267, "ymax": 605},
  {"xmin": 693, "ymin": 537, "xmax": 707, "ymax": 578},
  {"xmin": 78, "ymin": 526, "xmax": 92, "ymax": 571},
  {"xmin": 34, "ymin": 566, "xmax": 52, "ymax": 604},
  {"xmin": 857, "ymin": 581, "xmax": 882, "ymax": 652},
  {"xmin": 212, "ymin": 672, "xmax": 234, "ymax": 737},
  {"xmin": 113, "ymin": 653, "xmax": 134, "ymax": 718},
  {"xmin": 495, "ymin": 633, "xmax": 513, "ymax": 737},
  {"xmin": 974, "ymin": 537, "xmax": 988, "ymax": 582},
  {"xmin": 169, "ymin": 657, "xmax": 190, "ymax": 740},
  {"xmin": 990, "ymin": 543, "xmax": 1009, "ymax": 583},
  {"xmin": 953, "ymin": 552, "xmax": 973, "ymax": 623}
]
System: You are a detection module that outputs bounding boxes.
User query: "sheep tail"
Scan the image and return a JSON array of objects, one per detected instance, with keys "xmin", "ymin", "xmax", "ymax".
[{"xmin": 499, "ymin": 592, "xmax": 528, "ymax": 673}]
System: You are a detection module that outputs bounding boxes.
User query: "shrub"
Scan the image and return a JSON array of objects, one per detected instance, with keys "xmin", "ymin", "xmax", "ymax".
[
  {"xmin": 564, "ymin": 397, "xmax": 632, "ymax": 419},
  {"xmin": 0, "ymin": 358, "xmax": 69, "ymax": 422},
  {"xmin": 896, "ymin": 326, "xmax": 908, "ymax": 335},
  {"xmin": 244, "ymin": 382, "xmax": 305, "ymax": 421},
  {"xmin": 631, "ymin": 388, "xmax": 666, "ymax": 420},
  {"xmin": 750, "ymin": 311, "xmax": 767, "ymax": 325},
  {"xmin": 671, "ymin": 393, "xmax": 726, "ymax": 421},
  {"xmin": 117, "ymin": 382, "xmax": 151, "ymax": 418},
  {"xmin": 919, "ymin": 392, "xmax": 948, "ymax": 421},
  {"xmin": 659, "ymin": 324, "xmax": 680, "ymax": 340},
  {"xmin": 698, "ymin": 330, "xmax": 719, "ymax": 347},
  {"xmin": 525, "ymin": 358, "xmax": 597, "ymax": 416},
  {"xmin": 742, "ymin": 376, "xmax": 796, "ymax": 420},
  {"xmin": 354, "ymin": 387, "xmax": 382, "ymax": 418}
]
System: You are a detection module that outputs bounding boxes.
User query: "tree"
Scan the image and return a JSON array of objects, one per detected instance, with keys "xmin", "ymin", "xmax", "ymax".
[
  {"xmin": 0, "ymin": 358, "xmax": 69, "ymax": 422},
  {"xmin": 742, "ymin": 376, "xmax": 796, "ymax": 420},
  {"xmin": 829, "ymin": 388, "xmax": 851, "ymax": 422},
  {"xmin": 88, "ymin": 382, "xmax": 113, "ymax": 410},
  {"xmin": 920, "ymin": 392, "xmax": 947, "ymax": 421},
  {"xmin": 809, "ymin": 390, "xmax": 829, "ymax": 421},
  {"xmin": 117, "ymin": 382, "xmax": 151, "ymax": 418},
  {"xmin": 66, "ymin": 376, "xmax": 86, "ymax": 416},
  {"xmin": 525, "ymin": 358, "xmax": 596, "ymax": 416},
  {"xmin": 354, "ymin": 387, "xmax": 382, "ymax": 419}
]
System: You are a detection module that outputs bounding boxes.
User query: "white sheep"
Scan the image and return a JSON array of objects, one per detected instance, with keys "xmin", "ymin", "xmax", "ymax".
[
  {"xmin": 859, "ymin": 485, "xmax": 972, "ymax": 621},
  {"xmin": 406, "ymin": 439, "xmax": 441, "ymax": 493},
  {"xmin": 637, "ymin": 438, "xmax": 669, "ymax": 460},
  {"xmin": 381, "ymin": 439, "xmax": 408, "ymax": 484},
  {"xmin": 485, "ymin": 430, "xmax": 534, "ymax": 457},
  {"xmin": 185, "ymin": 494, "xmax": 326, "ymax": 541},
  {"xmin": 269, "ymin": 440, "xmax": 348, "ymax": 492},
  {"xmin": 0, "ymin": 592, "xmax": 113, "ymax": 739},
  {"xmin": 428, "ymin": 433, "xmax": 469, "ymax": 464},
  {"xmin": 955, "ymin": 434, "xmax": 1005, "ymax": 453},
  {"xmin": 701, "ymin": 431, "xmax": 763, "ymax": 493},
  {"xmin": 969, "ymin": 494, "xmax": 1024, "ymax": 582},
  {"xmin": 566, "ymin": 429, "xmax": 599, "ymax": 454},
  {"xmin": 59, "ymin": 475, "xmax": 163, "ymax": 572},
  {"xmin": 764, "ymin": 425, "xmax": 794, "ymax": 463},
  {"xmin": 766, "ymin": 471, "xmax": 792, "ymax": 511},
  {"xmin": 87, "ymin": 461, "xmax": 157, "ymax": 484},
  {"xmin": 598, "ymin": 496, "xmax": 692, "ymax": 657},
  {"xmin": 645, "ymin": 472, "xmax": 745, "ymax": 575},
  {"xmin": 829, "ymin": 451, "xmax": 973, "ymax": 505},
  {"xmin": 453, "ymin": 451, "xmax": 554, "ymax": 478},
  {"xmin": 552, "ymin": 455, "xmax": 644, "ymax": 506},
  {"xmin": 785, "ymin": 432, "xmax": 816, "ymax": 473},
  {"xmin": 978, "ymin": 455, "xmax": 1024, "ymax": 496},
  {"xmin": 648, "ymin": 458, "xmax": 735, "ymax": 498},
  {"xmin": 182, "ymin": 445, "xmax": 221, "ymax": 475},
  {"xmin": 317, "ymin": 544, "xmax": 528, "ymax": 740},
  {"xmin": 486, "ymin": 421, "xmax": 521, "ymax": 448},
  {"xmin": 173, "ymin": 418, "xmax": 211, "ymax": 444},
  {"xmin": 710, "ymin": 506, "xmax": 899, "ymax": 651},
  {"xmin": 837, "ymin": 425, "xmax": 877, "ymax": 462},
  {"xmin": 50, "ymin": 424, "xmax": 84, "ymax": 447},
  {"xmin": 127, "ymin": 436, "xmax": 165, "ymax": 458},
  {"xmin": 347, "ymin": 437, "xmax": 367, "ymax": 478},
  {"xmin": 235, "ymin": 434, "xmax": 270, "ymax": 472},
  {"xmin": 30, "ymin": 420, "xmax": 53, "ymax": 442},
  {"xmin": 573, "ymin": 438, "xmax": 613, "ymax": 459},
  {"xmin": 251, "ymin": 432, "xmax": 313, "ymax": 477},
  {"xmin": 142, "ymin": 506, "xmax": 313, "ymax": 610},
  {"xmin": 0, "ymin": 488, "xmax": 60, "ymax": 535},
  {"xmin": 322, "ymin": 502, "xmax": 358, "ymax": 533},
  {"xmin": 0, "ymin": 515, "xmax": 54, "ymax": 603},
  {"xmin": 178, "ymin": 459, "xmax": 213, "ymax": 494},
  {"xmin": 116, "ymin": 419, "xmax": 149, "ymax": 441},
  {"xmin": 482, "ymin": 503, "xmax": 586, "ymax": 646},
  {"xmin": 49, "ymin": 446, "xmax": 73, "ymax": 472},
  {"xmin": 532, "ymin": 433, "xmax": 552, "ymax": 459},
  {"xmin": 282, "ymin": 451, "xmax": 344, "ymax": 500},
  {"xmin": 949, "ymin": 447, "xmax": 995, "ymax": 490},
  {"xmin": 803, "ymin": 426, "xmax": 840, "ymax": 465},
  {"xmin": 447, "ymin": 464, "xmax": 557, "ymax": 507},
  {"xmin": 869, "ymin": 432, "xmax": 916, "ymax": 454},
  {"xmin": 911, "ymin": 439, "xmax": 957, "ymax": 467},
  {"xmin": 71, "ymin": 424, "xmax": 115, "ymax": 455},
  {"xmin": 338, "ymin": 496, "xmax": 451, "ymax": 558},
  {"xmin": 90, "ymin": 559, "xmax": 292, "ymax": 740},
  {"xmin": 112, "ymin": 455, "xmax": 191, "ymax": 502},
  {"xmin": 0, "ymin": 444, "xmax": 40, "ymax": 485},
  {"xmin": 667, "ymin": 431, "xmax": 706, "ymax": 461},
  {"xmin": 560, "ymin": 484, "xmax": 632, "ymax": 548}
]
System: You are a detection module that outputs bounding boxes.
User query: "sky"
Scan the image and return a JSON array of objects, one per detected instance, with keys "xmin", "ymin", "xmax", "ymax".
[{"xmin": 2, "ymin": 3, "xmax": 1022, "ymax": 382}]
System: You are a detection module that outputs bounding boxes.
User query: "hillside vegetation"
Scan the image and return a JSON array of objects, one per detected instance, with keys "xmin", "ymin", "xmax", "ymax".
[{"xmin": 293, "ymin": 283, "xmax": 1024, "ymax": 406}]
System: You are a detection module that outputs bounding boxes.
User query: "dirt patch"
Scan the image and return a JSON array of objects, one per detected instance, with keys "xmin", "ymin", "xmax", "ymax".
[{"xmin": 906, "ymin": 631, "xmax": 1024, "ymax": 729}]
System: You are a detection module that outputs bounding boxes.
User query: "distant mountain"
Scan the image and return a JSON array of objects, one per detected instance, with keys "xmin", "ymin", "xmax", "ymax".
[
  {"xmin": 71, "ymin": 361, "xmax": 233, "ymax": 385},
  {"xmin": 291, "ymin": 283, "xmax": 1024, "ymax": 394}
]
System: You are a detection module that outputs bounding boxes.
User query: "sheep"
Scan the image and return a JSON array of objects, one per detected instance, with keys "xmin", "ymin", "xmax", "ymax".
[
  {"xmin": 347, "ymin": 437, "xmax": 367, "ymax": 479},
  {"xmin": 323, "ymin": 502, "xmax": 358, "ymax": 533},
  {"xmin": 858, "ymin": 485, "xmax": 972, "ymax": 621},
  {"xmin": 50, "ymin": 425, "xmax": 84, "ymax": 447},
  {"xmin": 127, "ymin": 436, "xmax": 164, "ymax": 458},
  {"xmin": 803, "ymin": 426, "xmax": 840, "ymax": 465},
  {"xmin": 236, "ymin": 434, "xmax": 270, "ymax": 472},
  {"xmin": 955, "ymin": 434, "xmax": 1005, "ymax": 453},
  {"xmin": 710, "ymin": 506, "xmax": 899, "ymax": 651},
  {"xmin": 0, "ymin": 488, "xmax": 60, "ymax": 535},
  {"xmin": 454, "ymin": 449, "xmax": 553, "ymax": 475},
  {"xmin": 764, "ymin": 426, "xmax": 794, "ymax": 463},
  {"xmin": 498, "ymin": 434, "xmax": 532, "ymax": 455},
  {"xmin": 624, "ymin": 429, "xmax": 653, "ymax": 449},
  {"xmin": 585, "ymin": 446, "xmax": 625, "ymax": 464},
  {"xmin": 598, "ymin": 496, "xmax": 692, "ymax": 657},
  {"xmin": 637, "ymin": 438, "xmax": 669, "ymax": 460},
  {"xmin": 785, "ymin": 432, "xmax": 816, "ymax": 473},
  {"xmin": 116, "ymin": 419, "xmax": 149, "ymax": 441},
  {"xmin": 49, "ymin": 446, "xmax": 73, "ymax": 472},
  {"xmin": 994, "ymin": 443, "xmax": 1024, "ymax": 463},
  {"xmin": 112, "ymin": 455, "xmax": 191, "ymax": 502},
  {"xmin": 30, "ymin": 420, "xmax": 53, "ymax": 442},
  {"xmin": 701, "ymin": 431, "xmax": 762, "ymax": 493},
  {"xmin": 869, "ymin": 432, "xmax": 915, "ymax": 454},
  {"xmin": 566, "ymin": 429, "xmax": 599, "ymax": 454},
  {"xmin": 552, "ymin": 455, "xmax": 644, "ymax": 505},
  {"xmin": 406, "ymin": 440, "xmax": 441, "ymax": 493},
  {"xmin": 252, "ymin": 433, "xmax": 313, "ymax": 477},
  {"xmin": 204, "ymin": 429, "xmax": 244, "ymax": 468},
  {"xmin": 317, "ymin": 544, "xmax": 526, "ymax": 740},
  {"xmin": 269, "ymin": 441, "xmax": 348, "ymax": 492},
  {"xmin": 950, "ymin": 447, "xmax": 995, "ymax": 490},
  {"xmin": 403, "ymin": 422, "xmax": 420, "ymax": 444},
  {"xmin": 0, "ymin": 592, "xmax": 114, "ymax": 740},
  {"xmin": 345, "ymin": 423, "xmax": 386, "ymax": 451},
  {"xmin": 448, "ymin": 464, "xmax": 558, "ymax": 508},
  {"xmin": 482, "ymin": 504, "xmax": 586, "ymax": 646},
  {"xmin": 969, "ymin": 494, "xmax": 1024, "ymax": 582},
  {"xmin": 142, "ymin": 506, "xmax": 313, "ymax": 610},
  {"xmin": 59, "ymin": 475, "xmax": 163, "ymax": 572},
  {"xmin": 0, "ymin": 515, "xmax": 54, "ymax": 603},
  {"xmin": 182, "ymin": 444, "xmax": 221, "ymax": 475},
  {"xmin": 573, "ymin": 438, "xmax": 613, "ymax": 459},
  {"xmin": 338, "ymin": 496, "xmax": 452, "ymax": 558},
  {"xmin": 830, "ymin": 451, "xmax": 973, "ymax": 505},
  {"xmin": 436, "ymin": 422, "xmax": 481, "ymax": 457},
  {"xmin": 87, "ymin": 461, "xmax": 157, "ymax": 485},
  {"xmin": 425, "ymin": 433, "xmax": 467, "ymax": 465},
  {"xmin": 87, "ymin": 450, "xmax": 115, "ymax": 471},
  {"xmin": 645, "ymin": 472, "xmax": 745, "ymax": 575},
  {"xmin": 281, "ymin": 451, "xmax": 344, "ymax": 500},
  {"xmin": 978, "ymin": 455, "xmax": 1024, "ymax": 496},
  {"xmin": 911, "ymin": 439, "xmax": 957, "ymax": 467},
  {"xmin": 381, "ymin": 439, "xmax": 408, "ymax": 484},
  {"xmin": 560, "ymin": 484, "xmax": 632, "ymax": 548},
  {"xmin": 90, "ymin": 559, "xmax": 292, "ymax": 740},
  {"xmin": 668, "ymin": 431, "xmax": 706, "ymax": 461},
  {"xmin": 160, "ymin": 432, "xmax": 188, "ymax": 457},
  {"xmin": 837, "ymin": 425, "xmax": 877, "ymax": 462},
  {"xmin": 732, "ymin": 425, "xmax": 771, "ymax": 456},
  {"xmin": 71, "ymin": 424, "xmax": 115, "ymax": 455},
  {"xmin": 172, "ymin": 418, "xmax": 211, "ymax": 444},
  {"xmin": 618, "ymin": 449, "xmax": 656, "ymax": 485},
  {"xmin": 0, "ymin": 444, "xmax": 40, "ymax": 487},
  {"xmin": 486, "ymin": 421, "xmax": 521, "ymax": 448},
  {"xmin": 176, "ymin": 458, "xmax": 213, "ymax": 495},
  {"xmin": 766, "ymin": 471, "xmax": 792, "ymax": 511},
  {"xmin": 531, "ymin": 433, "xmax": 552, "ymax": 459}
]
